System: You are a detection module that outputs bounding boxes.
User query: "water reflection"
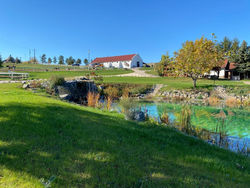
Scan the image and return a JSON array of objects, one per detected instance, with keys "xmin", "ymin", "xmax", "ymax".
[{"xmin": 132, "ymin": 101, "xmax": 250, "ymax": 155}]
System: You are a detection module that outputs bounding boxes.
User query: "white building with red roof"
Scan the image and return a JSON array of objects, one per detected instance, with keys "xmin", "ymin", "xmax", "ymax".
[{"xmin": 91, "ymin": 54, "xmax": 143, "ymax": 69}]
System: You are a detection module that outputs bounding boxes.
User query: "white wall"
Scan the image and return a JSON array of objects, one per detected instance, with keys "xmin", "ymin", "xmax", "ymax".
[
  {"xmin": 131, "ymin": 54, "xmax": 143, "ymax": 68},
  {"xmin": 103, "ymin": 60, "xmax": 132, "ymax": 68},
  {"xmin": 209, "ymin": 69, "xmax": 225, "ymax": 78},
  {"xmin": 99, "ymin": 54, "xmax": 143, "ymax": 69}
]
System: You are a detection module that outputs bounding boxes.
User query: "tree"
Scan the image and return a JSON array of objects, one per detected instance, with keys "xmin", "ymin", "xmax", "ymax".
[
  {"xmin": 84, "ymin": 58, "xmax": 89, "ymax": 66},
  {"xmin": 41, "ymin": 54, "xmax": 47, "ymax": 64},
  {"xmin": 235, "ymin": 40, "xmax": 250, "ymax": 79},
  {"xmin": 58, "ymin": 55, "xmax": 64, "ymax": 65},
  {"xmin": 217, "ymin": 37, "xmax": 232, "ymax": 55},
  {"xmin": 229, "ymin": 38, "xmax": 240, "ymax": 62},
  {"xmin": 66, "ymin": 56, "xmax": 75, "ymax": 65},
  {"xmin": 156, "ymin": 53, "xmax": 173, "ymax": 76},
  {"xmin": 53, "ymin": 57, "xmax": 57, "ymax": 64},
  {"xmin": 76, "ymin": 58, "xmax": 81, "ymax": 65},
  {"xmin": 0, "ymin": 55, "xmax": 3, "ymax": 67},
  {"xmin": 6, "ymin": 55, "xmax": 15, "ymax": 63},
  {"xmin": 174, "ymin": 36, "xmax": 223, "ymax": 88},
  {"xmin": 48, "ymin": 57, "xmax": 52, "ymax": 64},
  {"xmin": 15, "ymin": 57, "xmax": 21, "ymax": 64}
]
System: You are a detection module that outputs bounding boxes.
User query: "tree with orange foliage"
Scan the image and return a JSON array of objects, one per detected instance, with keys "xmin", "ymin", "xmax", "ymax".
[{"xmin": 174, "ymin": 36, "xmax": 223, "ymax": 88}]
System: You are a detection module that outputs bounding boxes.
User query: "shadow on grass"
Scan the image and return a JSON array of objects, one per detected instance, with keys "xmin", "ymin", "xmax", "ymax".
[{"xmin": 0, "ymin": 103, "xmax": 249, "ymax": 187}]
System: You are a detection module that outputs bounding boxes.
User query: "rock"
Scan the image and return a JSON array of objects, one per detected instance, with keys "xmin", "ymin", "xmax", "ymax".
[
  {"xmin": 134, "ymin": 111, "xmax": 145, "ymax": 121},
  {"xmin": 55, "ymin": 80, "xmax": 98, "ymax": 103},
  {"xmin": 22, "ymin": 84, "xmax": 29, "ymax": 89},
  {"xmin": 56, "ymin": 86, "xmax": 71, "ymax": 100},
  {"xmin": 59, "ymin": 94, "xmax": 70, "ymax": 99}
]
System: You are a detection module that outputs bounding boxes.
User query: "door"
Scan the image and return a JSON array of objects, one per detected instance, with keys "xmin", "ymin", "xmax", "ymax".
[{"xmin": 137, "ymin": 61, "xmax": 140, "ymax": 67}]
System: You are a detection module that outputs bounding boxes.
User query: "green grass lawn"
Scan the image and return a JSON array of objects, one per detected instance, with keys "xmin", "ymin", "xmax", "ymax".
[
  {"xmin": 26, "ymin": 69, "xmax": 133, "ymax": 79},
  {"xmin": 0, "ymin": 84, "xmax": 249, "ymax": 187},
  {"xmin": 1, "ymin": 62, "xmax": 86, "ymax": 70},
  {"xmin": 102, "ymin": 76, "xmax": 249, "ymax": 90},
  {"xmin": 0, "ymin": 66, "xmax": 133, "ymax": 80}
]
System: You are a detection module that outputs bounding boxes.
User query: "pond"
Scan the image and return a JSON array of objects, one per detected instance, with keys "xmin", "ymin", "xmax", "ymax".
[{"xmin": 115, "ymin": 100, "xmax": 250, "ymax": 155}]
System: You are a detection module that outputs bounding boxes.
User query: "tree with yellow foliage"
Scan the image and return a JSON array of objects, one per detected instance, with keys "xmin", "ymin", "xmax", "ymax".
[{"xmin": 174, "ymin": 36, "xmax": 223, "ymax": 88}]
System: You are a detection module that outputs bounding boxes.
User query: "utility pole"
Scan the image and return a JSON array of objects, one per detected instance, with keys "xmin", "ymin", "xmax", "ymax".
[
  {"xmin": 88, "ymin": 49, "xmax": 90, "ymax": 64},
  {"xmin": 88, "ymin": 49, "xmax": 90, "ymax": 70},
  {"xmin": 29, "ymin": 49, "xmax": 31, "ymax": 61},
  {"xmin": 33, "ymin": 48, "xmax": 36, "ymax": 63}
]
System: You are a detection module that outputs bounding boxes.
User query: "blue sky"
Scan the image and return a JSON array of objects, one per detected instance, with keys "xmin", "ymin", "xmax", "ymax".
[{"xmin": 0, "ymin": 0, "xmax": 250, "ymax": 63}]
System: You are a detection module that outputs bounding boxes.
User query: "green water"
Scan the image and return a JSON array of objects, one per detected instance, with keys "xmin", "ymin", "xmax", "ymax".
[{"xmin": 140, "ymin": 102, "xmax": 250, "ymax": 138}]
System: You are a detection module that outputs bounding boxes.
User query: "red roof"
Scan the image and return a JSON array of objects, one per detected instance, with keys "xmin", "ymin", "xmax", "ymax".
[
  {"xmin": 91, "ymin": 54, "xmax": 136, "ymax": 64},
  {"xmin": 221, "ymin": 59, "xmax": 229, "ymax": 68},
  {"xmin": 229, "ymin": 62, "xmax": 236, "ymax": 70}
]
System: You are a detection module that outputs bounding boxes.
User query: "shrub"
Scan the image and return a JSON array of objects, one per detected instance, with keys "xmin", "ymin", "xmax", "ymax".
[
  {"xmin": 160, "ymin": 112, "xmax": 170, "ymax": 125},
  {"xmin": 225, "ymin": 97, "xmax": 240, "ymax": 107},
  {"xmin": 85, "ymin": 73, "xmax": 90, "ymax": 79},
  {"xmin": 122, "ymin": 88, "xmax": 130, "ymax": 98},
  {"xmin": 50, "ymin": 76, "xmax": 65, "ymax": 88},
  {"xmin": 87, "ymin": 92, "xmax": 100, "ymax": 108},
  {"xmin": 130, "ymin": 84, "xmax": 152, "ymax": 95},
  {"xmin": 93, "ymin": 75, "xmax": 103, "ymax": 82},
  {"xmin": 90, "ymin": 71, "xmax": 96, "ymax": 76},
  {"xmin": 180, "ymin": 105, "xmax": 192, "ymax": 134},
  {"xmin": 104, "ymin": 87, "xmax": 119, "ymax": 110},
  {"xmin": 119, "ymin": 98, "xmax": 137, "ymax": 120},
  {"xmin": 106, "ymin": 96, "xmax": 112, "ymax": 110},
  {"xmin": 208, "ymin": 96, "xmax": 220, "ymax": 106},
  {"xmin": 104, "ymin": 86, "xmax": 119, "ymax": 99},
  {"xmin": 29, "ymin": 80, "xmax": 42, "ymax": 88}
]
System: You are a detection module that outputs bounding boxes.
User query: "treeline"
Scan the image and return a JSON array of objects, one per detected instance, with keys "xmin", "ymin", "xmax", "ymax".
[
  {"xmin": 0, "ymin": 55, "xmax": 21, "ymax": 66},
  {"xmin": 156, "ymin": 35, "xmax": 250, "ymax": 82},
  {"xmin": 40, "ymin": 54, "xmax": 89, "ymax": 66},
  {"xmin": 216, "ymin": 37, "xmax": 250, "ymax": 76}
]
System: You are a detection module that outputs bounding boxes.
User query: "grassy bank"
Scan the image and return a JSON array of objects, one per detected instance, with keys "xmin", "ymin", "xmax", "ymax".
[
  {"xmin": 102, "ymin": 76, "xmax": 249, "ymax": 90},
  {"xmin": 0, "ymin": 67, "xmax": 133, "ymax": 80},
  {"xmin": 0, "ymin": 84, "xmax": 249, "ymax": 187},
  {"xmin": 26, "ymin": 69, "xmax": 133, "ymax": 79}
]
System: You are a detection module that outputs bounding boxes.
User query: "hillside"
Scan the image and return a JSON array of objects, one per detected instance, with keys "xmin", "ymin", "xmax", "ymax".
[{"xmin": 0, "ymin": 84, "xmax": 249, "ymax": 187}]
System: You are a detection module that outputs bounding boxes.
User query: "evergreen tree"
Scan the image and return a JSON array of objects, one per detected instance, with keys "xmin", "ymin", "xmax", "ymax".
[
  {"xmin": 84, "ymin": 58, "xmax": 89, "ymax": 66},
  {"xmin": 41, "ymin": 54, "xmax": 47, "ymax": 64},
  {"xmin": 58, "ymin": 55, "xmax": 64, "ymax": 65},
  {"xmin": 6, "ymin": 55, "xmax": 15, "ymax": 63},
  {"xmin": 236, "ymin": 40, "xmax": 250, "ymax": 79},
  {"xmin": 48, "ymin": 57, "xmax": 52, "ymax": 64},
  {"xmin": 156, "ymin": 53, "xmax": 173, "ymax": 76},
  {"xmin": 66, "ymin": 56, "xmax": 75, "ymax": 65},
  {"xmin": 76, "ymin": 58, "xmax": 81, "ymax": 65},
  {"xmin": 217, "ymin": 37, "xmax": 232, "ymax": 56},
  {"xmin": 15, "ymin": 57, "xmax": 21, "ymax": 64},
  {"xmin": 53, "ymin": 57, "xmax": 57, "ymax": 64},
  {"xmin": 229, "ymin": 38, "xmax": 240, "ymax": 62}
]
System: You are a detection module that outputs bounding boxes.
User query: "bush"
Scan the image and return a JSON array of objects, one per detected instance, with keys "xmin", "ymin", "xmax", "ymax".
[
  {"xmin": 50, "ymin": 76, "xmax": 65, "ymax": 88},
  {"xmin": 180, "ymin": 105, "xmax": 192, "ymax": 134},
  {"xmin": 119, "ymin": 98, "xmax": 137, "ymax": 120},
  {"xmin": 104, "ymin": 86, "xmax": 119, "ymax": 99},
  {"xmin": 225, "ymin": 97, "xmax": 240, "ymax": 107},
  {"xmin": 93, "ymin": 75, "xmax": 103, "ymax": 82},
  {"xmin": 122, "ymin": 88, "xmax": 130, "ymax": 98},
  {"xmin": 160, "ymin": 112, "xmax": 170, "ymax": 125},
  {"xmin": 208, "ymin": 96, "xmax": 220, "ymax": 106},
  {"xmin": 87, "ymin": 92, "xmax": 100, "ymax": 108}
]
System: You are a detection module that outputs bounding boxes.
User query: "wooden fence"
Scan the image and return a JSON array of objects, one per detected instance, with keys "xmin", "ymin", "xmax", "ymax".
[{"xmin": 0, "ymin": 72, "xmax": 29, "ymax": 79}]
